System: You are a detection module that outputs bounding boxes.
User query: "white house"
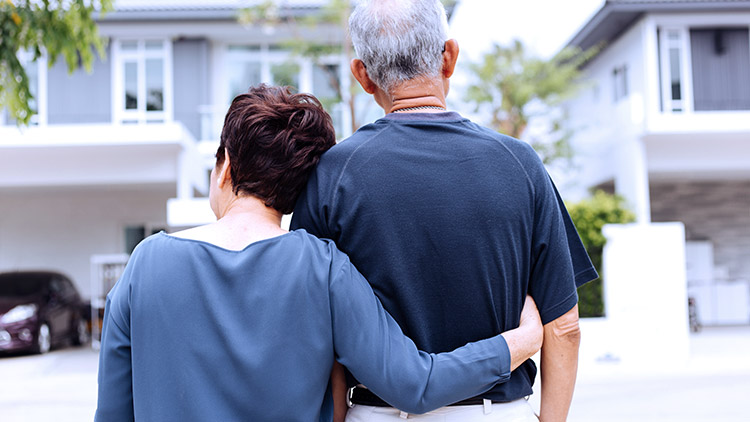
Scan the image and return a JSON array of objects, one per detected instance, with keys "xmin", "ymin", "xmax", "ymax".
[
  {"xmin": 0, "ymin": 0, "xmax": 355, "ymax": 301},
  {"xmin": 565, "ymin": 0, "xmax": 750, "ymax": 326}
]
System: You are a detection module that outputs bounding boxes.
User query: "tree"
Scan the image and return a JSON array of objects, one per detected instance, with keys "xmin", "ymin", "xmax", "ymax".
[
  {"xmin": 465, "ymin": 40, "xmax": 596, "ymax": 166},
  {"xmin": 0, "ymin": 0, "xmax": 112, "ymax": 125}
]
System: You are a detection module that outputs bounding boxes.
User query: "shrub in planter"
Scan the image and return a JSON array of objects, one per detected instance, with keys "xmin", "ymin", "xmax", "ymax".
[{"xmin": 567, "ymin": 190, "xmax": 635, "ymax": 317}]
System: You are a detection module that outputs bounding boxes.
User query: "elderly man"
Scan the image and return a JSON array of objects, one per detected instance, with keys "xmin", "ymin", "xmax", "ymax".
[{"xmin": 291, "ymin": 0, "xmax": 598, "ymax": 421}]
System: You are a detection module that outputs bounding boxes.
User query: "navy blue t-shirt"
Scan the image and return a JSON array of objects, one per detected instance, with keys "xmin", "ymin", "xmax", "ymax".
[{"xmin": 292, "ymin": 112, "xmax": 598, "ymax": 402}]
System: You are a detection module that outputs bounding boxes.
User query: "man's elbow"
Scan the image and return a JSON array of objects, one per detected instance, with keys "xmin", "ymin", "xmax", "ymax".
[{"xmin": 544, "ymin": 305, "xmax": 581, "ymax": 345}]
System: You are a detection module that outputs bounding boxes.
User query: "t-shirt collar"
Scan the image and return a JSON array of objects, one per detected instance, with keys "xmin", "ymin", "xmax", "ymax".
[{"xmin": 382, "ymin": 111, "xmax": 464, "ymax": 122}]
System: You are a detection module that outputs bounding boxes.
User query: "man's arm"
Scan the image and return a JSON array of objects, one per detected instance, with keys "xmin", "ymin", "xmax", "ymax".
[{"xmin": 539, "ymin": 304, "xmax": 581, "ymax": 422}]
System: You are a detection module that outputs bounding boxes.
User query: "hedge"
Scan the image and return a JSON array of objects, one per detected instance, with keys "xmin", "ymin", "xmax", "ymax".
[{"xmin": 567, "ymin": 190, "xmax": 636, "ymax": 317}]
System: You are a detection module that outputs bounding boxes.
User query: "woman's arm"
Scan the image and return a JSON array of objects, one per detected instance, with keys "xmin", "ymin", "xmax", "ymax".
[
  {"xmin": 329, "ymin": 256, "xmax": 542, "ymax": 414},
  {"xmin": 94, "ymin": 295, "xmax": 135, "ymax": 422},
  {"xmin": 503, "ymin": 295, "xmax": 544, "ymax": 371}
]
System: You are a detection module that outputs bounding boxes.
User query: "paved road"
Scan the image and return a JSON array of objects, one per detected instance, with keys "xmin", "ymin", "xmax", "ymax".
[
  {"xmin": 0, "ymin": 345, "xmax": 99, "ymax": 421},
  {"xmin": 566, "ymin": 325, "xmax": 750, "ymax": 422},
  {"xmin": 1, "ymin": 327, "xmax": 749, "ymax": 421}
]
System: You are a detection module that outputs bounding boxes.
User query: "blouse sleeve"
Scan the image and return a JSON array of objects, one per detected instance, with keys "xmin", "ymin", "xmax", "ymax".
[
  {"xmin": 94, "ymin": 266, "xmax": 135, "ymax": 421},
  {"xmin": 328, "ymin": 251, "xmax": 511, "ymax": 414}
]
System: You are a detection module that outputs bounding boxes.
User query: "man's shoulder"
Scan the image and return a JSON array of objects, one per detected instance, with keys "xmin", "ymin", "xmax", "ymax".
[
  {"xmin": 323, "ymin": 122, "xmax": 383, "ymax": 159},
  {"xmin": 467, "ymin": 121, "xmax": 539, "ymax": 160},
  {"xmin": 316, "ymin": 116, "xmax": 544, "ymax": 176}
]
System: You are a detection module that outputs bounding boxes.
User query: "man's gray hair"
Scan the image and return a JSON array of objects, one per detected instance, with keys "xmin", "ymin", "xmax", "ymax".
[{"xmin": 349, "ymin": 0, "xmax": 449, "ymax": 93}]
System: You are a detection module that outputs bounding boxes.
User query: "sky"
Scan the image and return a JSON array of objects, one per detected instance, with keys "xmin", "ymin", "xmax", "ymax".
[
  {"xmin": 448, "ymin": 0, "xmax": 606, "ymax": 193},
  {"xmin": 447, "ymin": 0, "xmax": 605, "ymax": 115},
  {"xmin": 449, "ymin": 0, "xmax": 605, "ymax": 60}
]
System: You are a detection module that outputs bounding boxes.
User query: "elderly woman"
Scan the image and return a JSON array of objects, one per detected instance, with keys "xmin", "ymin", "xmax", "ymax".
[{"xmin": 95, "ymin": 85, "xmax": 542, "ymax": 422}]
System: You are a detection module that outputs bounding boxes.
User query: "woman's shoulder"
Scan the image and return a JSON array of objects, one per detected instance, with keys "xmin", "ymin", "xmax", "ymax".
[
  {"xmin": 289, "ymin": 228, "xmax": 336, "ymax": 251},
  {"xmin": 289, "ymin": 229, "xmax": 351, "ymax": 265}
]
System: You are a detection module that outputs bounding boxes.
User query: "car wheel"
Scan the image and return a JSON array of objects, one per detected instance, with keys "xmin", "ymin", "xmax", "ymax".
[
  {"xmin": 35, "ymin": 323, "xmax": 51, "ymax": 354},
  {"xmin": 71, "ymin": 318, "xmax": 88, "ymax": 346}
]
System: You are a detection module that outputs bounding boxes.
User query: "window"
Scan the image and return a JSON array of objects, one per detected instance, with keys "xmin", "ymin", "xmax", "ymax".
[
  {"xmin": 212, "ymin": 44, "xmax": 347, "ymax": 139},
  {"xmin": 226, "ymin": 45, "xmax": 263, "ymax": 99},
  {"xmin": 690, "ymin": 27, "xmax": 750, "ymax": 111},
  {"xmin": 658, "ymin": 25, "xmax": 750, "ymax": 113},
  {"xmin": 113, "ymin": 39, "xmax": 172, "ymax": 124},
  {"xmin": 659, "ymin": 29, "xmax": 687, "ymax": 112},
  {"xmin": 612, "ymin": 65, "xmax": 628, "ymax": 102},
  {"xmin": 124, "ymin": 224, "xmax": 166, "ymax": 254},
  {"xmin": 271, "ymin": 62, "xmax": 301, "ymax": 88}
]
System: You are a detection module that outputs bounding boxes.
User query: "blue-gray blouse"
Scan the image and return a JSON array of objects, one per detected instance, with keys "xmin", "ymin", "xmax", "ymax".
[{"xmin": 95, "ymin": 230, "xmax": 511, "ymax": 422}]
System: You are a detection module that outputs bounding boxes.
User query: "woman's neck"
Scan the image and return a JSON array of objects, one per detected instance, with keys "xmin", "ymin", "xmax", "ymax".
[{"xmin": 171, "ymin": 196, "xmax": 287, "ymax": 251}]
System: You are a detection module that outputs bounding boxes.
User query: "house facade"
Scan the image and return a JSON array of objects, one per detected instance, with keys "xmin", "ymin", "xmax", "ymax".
[
  {"xmin": 0, "ymin": 0, "xmax": 352, "ymax": 299},
  {"xmin": 565, "ymin": 0, "xmax": 750, "ymax": 325}
]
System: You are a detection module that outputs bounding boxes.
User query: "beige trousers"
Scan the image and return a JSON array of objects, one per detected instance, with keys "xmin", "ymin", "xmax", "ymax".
[{"xmin": 345, "ymin": 398, "xmax": 538, "ymax": 421}]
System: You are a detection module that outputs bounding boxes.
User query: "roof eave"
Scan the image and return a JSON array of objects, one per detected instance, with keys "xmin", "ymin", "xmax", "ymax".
[
  {"xmin": 96, "ymin": 6, "xmax": 320, "ymax": 23},
  {"xmin": 566, "ymin": 0, "xmax": 750, "ymax": 53}
]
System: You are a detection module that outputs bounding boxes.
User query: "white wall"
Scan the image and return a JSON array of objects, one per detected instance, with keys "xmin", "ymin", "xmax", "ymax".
[
  {"xmin": 564, "ymin": 19, "xmax": 649, "ymax": 202},
  {"xmin": 578, "ymin": 222, "xmax": 690, "ymax": 372},
  {"xmin": 0, "ymin": 187, "xmax": 173, "ymax": 300}
]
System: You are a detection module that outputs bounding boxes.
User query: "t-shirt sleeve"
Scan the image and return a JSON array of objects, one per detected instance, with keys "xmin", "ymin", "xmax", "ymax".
[
  {"xmin": 327, "ymin": 248, "xmax": 511, "ymax": 414},
  {"xmin": 94, "ymin": 256, "xmax": 136, "ymax": 421},
  {"xmin": 528, "ymin": 172, "xmax": 598, "ymax": 325},
  {"xmin": 552, "ymin": 180, "xmax": 600, "ymax": 288}
]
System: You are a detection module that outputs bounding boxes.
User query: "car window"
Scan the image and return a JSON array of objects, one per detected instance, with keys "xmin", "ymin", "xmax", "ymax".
[
  {"xmin": 50, "ymin": 278, "xmax": 64, "ymax": 295},
  {"xmin": 62, "ymin": 278, "xmax": 78, "ymax": 300},
  {"xmin": 0, "ymin": 273, "xmax": 46, "ymax": 297}
]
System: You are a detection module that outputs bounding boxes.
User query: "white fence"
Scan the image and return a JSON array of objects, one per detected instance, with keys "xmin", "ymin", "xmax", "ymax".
[
  {"xmin": 579, "ymin": 222, "xmax": 690, "ymax": 370},
  {"xmin": 90, "ymin": 254, "xmax": 130, "ymax": 350}
]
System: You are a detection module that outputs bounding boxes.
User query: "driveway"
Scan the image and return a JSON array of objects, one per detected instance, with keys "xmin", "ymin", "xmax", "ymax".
[
  {"xmin": 0, "ymin": 346, "xmax": 99, "ymax": 422},
  {"xmin": 1, "ymin": 326, "xmax": 749, "ymax": 421}
]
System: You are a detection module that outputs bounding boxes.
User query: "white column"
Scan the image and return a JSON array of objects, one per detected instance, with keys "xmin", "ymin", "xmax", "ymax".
[
  {"xmin": 601, "ymin": 222, "xmax": 690, "ymax": 367},
  {"xmin": 615, "ymin": 136, "xmax": 652, "ymax": 223}
]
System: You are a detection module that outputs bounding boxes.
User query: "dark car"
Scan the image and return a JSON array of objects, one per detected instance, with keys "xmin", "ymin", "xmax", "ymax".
[{"xmin": 0, "ymin": 271, "xmax": 88, "ymax": 354}]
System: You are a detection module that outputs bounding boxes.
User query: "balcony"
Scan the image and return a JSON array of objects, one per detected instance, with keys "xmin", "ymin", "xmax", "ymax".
[{"xmin": 0, "ymin": 122, "xmax": 206, "ymax": 194}]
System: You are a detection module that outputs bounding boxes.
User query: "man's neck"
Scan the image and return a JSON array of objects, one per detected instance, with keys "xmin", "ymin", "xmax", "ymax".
[{"xmin": 383, "ymin": 77, "xmax": 448, "ymax": 114}]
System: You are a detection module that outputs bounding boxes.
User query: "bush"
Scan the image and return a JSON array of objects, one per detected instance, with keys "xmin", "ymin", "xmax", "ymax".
[{"xmin": 567, "ymin": 190, "xmax": 636, "ymax": 317}]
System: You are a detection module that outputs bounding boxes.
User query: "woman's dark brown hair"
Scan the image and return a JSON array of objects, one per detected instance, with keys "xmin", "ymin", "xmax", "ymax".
[{"xmin": 216, "ymin": 84, "xmax": 336, "ymax": 214}]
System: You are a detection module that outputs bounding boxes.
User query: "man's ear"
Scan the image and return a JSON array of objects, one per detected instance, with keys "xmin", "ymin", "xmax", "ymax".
[
  {"xmin": 350, "ymin": 59, "xmax": 379, "ymax": 94},
  {"xmin": 217, "ymin": 148, "xmax": 232, "ymax": 189},
  {"xmin": 441, "ymin": 39, "xmax": 459, "ymax": 79}
]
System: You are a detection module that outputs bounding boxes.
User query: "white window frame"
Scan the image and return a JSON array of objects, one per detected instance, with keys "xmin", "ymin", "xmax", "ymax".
[
  {"xmin": 658, "ymin": 27, "xmax": 694, "ymax": 114},
  {"xmin": 111, "ymin": 39, "xmax": 173, "ymax": 124},
  {"xmin": 612, "ymin": 64, "xmax": 629, "ymax": 103},
  {"xmin": 211, "ymin": 43, "xmax": 350, "ymax": 139},
  {"xmin": 656, "ymin": 20, "xmax": 750, "ymax": 115},
  {"xmin": 17, "ymin": 49, "xmax": 48, "ymax": 126},
  {"xmin": 221, "ymin": 46, "xmax": 323, "ymax": 105}
]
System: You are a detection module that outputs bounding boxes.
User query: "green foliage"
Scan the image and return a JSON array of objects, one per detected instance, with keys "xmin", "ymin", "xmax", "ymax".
[
  {"xmin": 567, "ymin": 190, "xmax": 636, "ymax": 317},
  {"xmin": 466, "ymin": 40, "xmax": 597, "ymax": 166},
  {"xmin": 0, "ymin": 0, "xmax": 112, "ymax": 125}
]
